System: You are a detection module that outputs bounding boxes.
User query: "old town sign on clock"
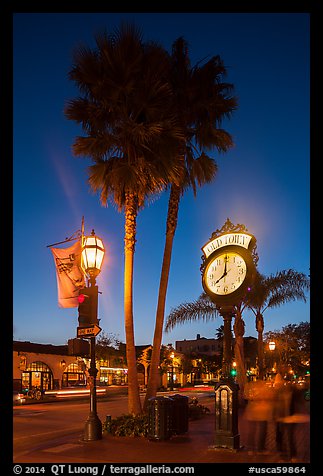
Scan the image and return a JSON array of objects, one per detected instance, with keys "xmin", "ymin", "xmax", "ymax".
[{"xmin": 201, "ymin": 218, "xmax": 258, "ymax": 306}]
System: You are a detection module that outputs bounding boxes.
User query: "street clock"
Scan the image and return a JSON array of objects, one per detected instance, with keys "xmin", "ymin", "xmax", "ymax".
[{"xmin": 201, "ymin": 219, "xmax": 258, "ymax": 307}]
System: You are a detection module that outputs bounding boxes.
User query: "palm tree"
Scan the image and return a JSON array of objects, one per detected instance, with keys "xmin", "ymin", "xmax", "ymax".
[
  {"xmin": 144, "ymin": 37, "xmax": 237, "ymax": 409},
  {"xmin": 164, "ymin": 292, "xmax": 248, "ymax": 399},
  {"xmin": 246, "ymin": 269, "xmax": 310, "ymax": 379},
  {"xmin": 64, "ymin": 24, "xmax": 184, "ymax": 415}
]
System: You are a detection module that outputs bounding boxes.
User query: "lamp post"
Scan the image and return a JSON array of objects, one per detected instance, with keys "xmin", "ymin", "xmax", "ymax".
[
  {"xmin": 268, "ymin": 341, "xmax": 276, "ymax": 380},
  {"xmin": 81, "ymin": 229, "xmax": 105, "ymax": 441},
  {"xmin": 170, "ymin": 352, "xmax": 175, "ymax": 391}
]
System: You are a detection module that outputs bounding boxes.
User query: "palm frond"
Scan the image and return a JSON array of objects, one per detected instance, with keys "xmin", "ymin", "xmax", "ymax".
[
  {"xmin": 165, "ymin": 296, "xmax": 218, "ymax": 332},
  {"xmin": 268, "ymin": 288, "xmax": 308, "ymax": 308},
  {"xmin": 247, "ymin": 268, "xmax": 310, "ymax": 313}
]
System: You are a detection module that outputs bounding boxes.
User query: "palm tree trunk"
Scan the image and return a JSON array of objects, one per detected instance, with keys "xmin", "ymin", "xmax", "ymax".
[
  {"xmin": 233, "ymin": 309, "xmax": 247, "ymax": 403},
  {"xmin": 256, "ymin": 312, "xmax": 265, "ymax": 380},
  {"xmin": 124, "ymin": 192, "xmax": 142, "ymax": 415},
  {"xmin": 144, "ymin": 185, "xmax": 180, "ymax": 411},
  {"xmin": 221, "ymin": 310, "xmax": 233, "ymax": 378}
]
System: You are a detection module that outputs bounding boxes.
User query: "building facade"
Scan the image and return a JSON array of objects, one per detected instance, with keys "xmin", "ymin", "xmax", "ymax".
[
  {"xmin": 175, "ymin": 333, "xmax": 258, "ymax": 382},
  {"xmin": 13, "ymin": 334, "xmax": 258, "ymax": 393},
  {"xmin": 13, "ymin": 341, "xmax": 128, "ymax": 392},
  {"xmin": 13, "ymin": 341, "xmax": 187, "ymax": 393},
  {"xmin": 175, "ymin": 334, "xmax": 222, "ymax": 356}
]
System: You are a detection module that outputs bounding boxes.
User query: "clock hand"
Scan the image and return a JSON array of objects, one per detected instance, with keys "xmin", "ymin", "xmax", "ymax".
[
  {"xmin": 219, "ymin": 256, "xmax": 229, "ymax": 281},
  {"xmin": 216, "ymin": 268, "xmax": 231, "ymax": 284},
  {"xmin": 223, "ymin": 268, "xmax": 231, "ymax": 282},
  {"xmin": 214, "ymin": 275, "xmax": 224, "ymax": 285},
  {"xmin": 223, "ymin": 255, "xmax": 228, "ymax": 275},
  {"xmin": 214, "ymin": 262, "xmax": 231, "ymax": 285},
  {"xmin": 214, "ymin": 259, "xmax": 227, "ymax": 284}
]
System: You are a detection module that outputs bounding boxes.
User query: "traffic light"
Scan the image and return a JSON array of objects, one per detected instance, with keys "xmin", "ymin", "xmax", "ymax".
[
  {"xmin": 78, "ymin": 286, "xmax": 98, "ymax": 327},
  {"xmin": 68, "ymin": 338, "xmax": 90, "ymax": 356},
  {"xmin": 230, "ymin": 367, "xmax": 237, "ymax": 377}
]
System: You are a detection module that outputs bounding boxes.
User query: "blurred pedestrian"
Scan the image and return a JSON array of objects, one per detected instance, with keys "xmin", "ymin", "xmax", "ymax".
[
  {"xmin": 273, "ymin": 375, "xmax": 310, "ymax": 461},
  {"xmin": 243, "ymin": 379, "xmax": 275, "ymax": 452},
  {"xmin": 272, "ymin": 373, "xmax": 293, "ymax": 451}
]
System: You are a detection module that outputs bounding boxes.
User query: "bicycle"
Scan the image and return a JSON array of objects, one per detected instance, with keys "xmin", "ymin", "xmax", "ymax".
[{"xmin": 27, "ymin": 386, "xmax": 44, "ymax": 401}]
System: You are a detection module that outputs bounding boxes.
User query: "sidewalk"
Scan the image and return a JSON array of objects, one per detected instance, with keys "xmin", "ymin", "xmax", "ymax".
[{"xmin": 14, "ymin": 406, "xmax": 310, "ymax": 465}]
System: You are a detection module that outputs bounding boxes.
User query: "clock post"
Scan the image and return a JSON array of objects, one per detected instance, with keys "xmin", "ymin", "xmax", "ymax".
[
  {"xmin": 200, "ymin": 218, "xmax": 258, "ymax": 450},
  {"xmin": 201, "ymin": 218, "xmax": 258, "ymax": 378},
  {"xmin": 219, "ymin": 306, "xmax": 235, "ymax": 379}
]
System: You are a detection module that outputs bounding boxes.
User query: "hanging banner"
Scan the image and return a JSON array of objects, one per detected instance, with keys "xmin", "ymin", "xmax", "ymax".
[{"xmin": 51, "ymin": 240, "xmax": 85, "ymax": 308}]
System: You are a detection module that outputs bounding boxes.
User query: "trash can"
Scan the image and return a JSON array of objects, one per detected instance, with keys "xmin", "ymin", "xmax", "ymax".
[
  {"xmin": 147, "ymin": 396, "xmax": 173, "ymax": 441},
  {"xmin": 170, "ymin": 394, "xmax": 189, "ymax": 435}
]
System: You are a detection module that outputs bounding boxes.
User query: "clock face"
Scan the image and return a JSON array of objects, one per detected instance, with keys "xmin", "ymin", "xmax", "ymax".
[{"xmin": 205, "ymin": 251, "xmax": 247, "ymax": 296}]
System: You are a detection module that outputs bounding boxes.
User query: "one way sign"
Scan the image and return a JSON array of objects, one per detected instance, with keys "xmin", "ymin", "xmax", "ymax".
[{"xmin": 77, "ymin": 324, "xmax": 102, "ymax": 338}]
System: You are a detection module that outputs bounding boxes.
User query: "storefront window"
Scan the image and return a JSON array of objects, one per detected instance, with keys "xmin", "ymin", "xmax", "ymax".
[
  {"xmin": 99, "ymin": 367, "xmax": 128, "ymax": 385},
  {"xmin": 22, "ymin": 361, "xmax": 53, "ymax": 392},
  {"xmin": 62, "ymin": 362, "xmax": 86, "ymax": 387}
]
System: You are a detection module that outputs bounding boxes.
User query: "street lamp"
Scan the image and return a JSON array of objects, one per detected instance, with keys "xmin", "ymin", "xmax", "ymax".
[
  {"xmin": 269, "ymin": 341, "xmax": 276, "ymax": 351},
  {"xmin": 81, "ymin": 229, "xmax": 105, "ymax": 441},
  {"xmin": 82, "ymin": 230, "xmax": 105, "ymax": 286},
  {"xmin": 268, "ymin": 341, "xmax": 277, "ymax": 379}
]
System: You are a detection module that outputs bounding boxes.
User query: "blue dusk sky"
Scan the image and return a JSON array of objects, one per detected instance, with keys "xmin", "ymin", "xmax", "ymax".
[{"xmin": 12, "ymin": 11, "xmax": 311, "ymax": 347}]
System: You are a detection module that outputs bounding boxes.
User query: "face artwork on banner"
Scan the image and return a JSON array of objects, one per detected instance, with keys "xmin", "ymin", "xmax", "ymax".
[{"xmin": 51, "ymin": 240, "xmax": 85, "ymax": 308}]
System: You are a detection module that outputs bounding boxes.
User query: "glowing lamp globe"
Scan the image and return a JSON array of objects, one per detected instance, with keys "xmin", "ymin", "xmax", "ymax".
[
  {"xmin": 81, "ymin": 229, "xmax": 105, "ymax": 281},
  {"xmin": 269, "ymin": 341, "xmax": 276, "ymax": 351}
]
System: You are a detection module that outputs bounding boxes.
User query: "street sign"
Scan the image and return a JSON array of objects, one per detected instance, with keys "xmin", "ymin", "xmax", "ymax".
[{"xmin": 77, "ymin": 324, "xmax": 102, "ymax": 338}]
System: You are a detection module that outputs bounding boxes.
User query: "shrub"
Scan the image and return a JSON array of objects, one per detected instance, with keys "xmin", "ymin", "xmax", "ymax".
[
  {"xmin": 188, "ymin": 397, "xmax": 210, "ymax": 420},
  {"xmin": 102, "ymin": 413, "xmax": 149, "ymax": 437},
  {"xmin": 102, "ymin": 397, "xmax": 211, "ymax": 437}
]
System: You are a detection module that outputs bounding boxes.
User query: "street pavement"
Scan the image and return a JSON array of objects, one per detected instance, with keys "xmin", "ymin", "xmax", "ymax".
[{"xmin": 13, "ymin": 397, "xmax": 310, "ymax": 466}]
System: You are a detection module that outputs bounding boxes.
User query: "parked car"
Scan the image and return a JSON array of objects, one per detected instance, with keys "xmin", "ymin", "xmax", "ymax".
[{"xmin": 13, "ymin": 390, "xmax": 26, "ymax": 405}]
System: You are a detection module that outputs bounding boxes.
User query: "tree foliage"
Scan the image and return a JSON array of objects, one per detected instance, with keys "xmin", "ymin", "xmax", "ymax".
[
  {"xmin": 264, "ymin": 321, "xmax": 310, "ymax": 375},
  {"xmin": 95, "ymin": 331, "xmax": 121, "ymax": 362}
]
